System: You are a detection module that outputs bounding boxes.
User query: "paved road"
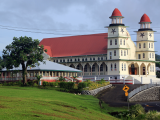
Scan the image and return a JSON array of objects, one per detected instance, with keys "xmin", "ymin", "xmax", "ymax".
[{"xmin": 98, "ymin": 84, "xmax": 160, "ymax": 112}]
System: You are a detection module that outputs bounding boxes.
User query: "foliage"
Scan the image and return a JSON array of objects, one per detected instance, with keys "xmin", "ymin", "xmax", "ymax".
[
  {"xmin": 42, "ymin": 81, "xmax": 47, "ymax": 88},
  {"xmin": 156, "ymin": 72, "xmax": 160, "ymax": 78},
  {"xmin": 0, "ymin": 36, "xmax": 47, "ymax": 85},
  {"xmin": 96, "ymin": 78, "xmax": 105, "ymax": 84},
  {"xmin": 36, "ymin": 74, "xmax": 42, "ymax": 86},
  {"xmin": 58, "ymin": 82, "xmax": 75, "ymax": 90},
  {"xmin": 58, "ymin": 76, "xmax": 66, "ymax": 81},
  {"xmin": 78, "ymin": 82, "xmax": 87, "ymax": 90},
  {"xmin": 130, "ymin": 104, "xmax": 145, "ymax": 117}
]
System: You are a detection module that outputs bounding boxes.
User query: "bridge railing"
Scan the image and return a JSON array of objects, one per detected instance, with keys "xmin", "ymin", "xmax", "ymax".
[{"xmin": 128, "ymin": 84, "xmax": 160, "ymax": 99}]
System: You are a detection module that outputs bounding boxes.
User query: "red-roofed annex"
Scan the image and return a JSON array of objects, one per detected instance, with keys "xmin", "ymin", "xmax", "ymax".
[{"xmin": 39, "ymin": 8, "xmax": 157, "ymax": 84}]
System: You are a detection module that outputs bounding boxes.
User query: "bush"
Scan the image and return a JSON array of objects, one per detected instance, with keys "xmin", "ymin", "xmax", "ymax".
[
  {"xmin": 2, "ymin": 81, "xmax": 7, "ymax": 86},
  {"xmin": 59, "ymin": 82, "xmax": 75, "ymax": 90},
  {"xmin": 78, "ymin": 82, "xmax": 87, "ymax": 90},
  {"xmin": 42, "ymin": 81, "xmax": 47, "ymax": 87},
  {"xmin": 130, "ymin": 104, "xmax": 145, "ymax": 117},
  {"xmin": 49, "ymin": 82, "xmax": 54, "ymax": 87}
]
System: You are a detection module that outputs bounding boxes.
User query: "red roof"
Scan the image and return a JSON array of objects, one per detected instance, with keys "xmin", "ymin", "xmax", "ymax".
[
  {"xmin": 40, "ymin": 33, "xmax": 108, "ymax": 57},
  {"xmin": 111, "ymin": 8, "xmax": 122, "ymax": 17},
  {"xmin": 140, "ymin": 14, "xmax": 151, "ymax": 23}
]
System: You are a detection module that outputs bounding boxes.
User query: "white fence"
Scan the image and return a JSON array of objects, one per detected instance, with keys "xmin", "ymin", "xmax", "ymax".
[{"xmin": 128, "ymin": 84, "xmax": 160, "ymax": 99}]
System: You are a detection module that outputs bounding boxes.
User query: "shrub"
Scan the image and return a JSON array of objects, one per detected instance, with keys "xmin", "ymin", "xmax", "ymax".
[
  {"xmin": 18, "ymin": 80, "xmax": 23, "ymax": 86},
  {"xmin": 130, "ymin": 104, "xmax": 145, "ymax": 117},
  {"xmin": 58, "ymin": 76, "xmax": 65, "ymax": 81},
  {"xmin": 2, "ymin": 81, "xmax": 7, "ymax": 86},
  {"xmin": 78, "ymin": 82, "xmax": 87, "ymax": 90},
  {"xmin": 42, "ymin": 81, "xmax": 47, "ymax": 88},
  {"xmin": 49, "ymin": 82, "xmax": 54, "ymax": 87},
  {"xmin": 59, "ymin": 82, "xmax": 75, "ymax": 90},
  {"xmin": 54, "ymin": 81, "xmax": 59, "ymax": 86}
]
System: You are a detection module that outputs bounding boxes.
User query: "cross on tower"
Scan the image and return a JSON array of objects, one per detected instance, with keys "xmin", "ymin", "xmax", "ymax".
[
  {"xmin": 121, "ymin": 28, "xmax": 124, "ymax": 34},
  {"xmin": 149, "ymin": 33, "xmax": 152, "ymax": 38},
  {"xmin": 111, "ymin": 29, "xmax": 116, "ymax": 34}
]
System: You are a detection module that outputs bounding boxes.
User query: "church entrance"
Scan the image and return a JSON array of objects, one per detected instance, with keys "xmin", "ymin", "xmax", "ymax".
[{"xmin": 129, "ymin": 64, "xmax": 137, "ymax": 75}]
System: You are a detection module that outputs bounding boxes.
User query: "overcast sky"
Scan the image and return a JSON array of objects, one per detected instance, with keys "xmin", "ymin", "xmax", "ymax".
[{"xmin": 0, "ymin": 0, "xmax": 160, "ymax": 56}]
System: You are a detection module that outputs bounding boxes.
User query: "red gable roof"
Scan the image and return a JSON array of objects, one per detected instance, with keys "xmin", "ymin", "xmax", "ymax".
[
  {"xmin": 111, "ymin": 8, "xmax": 122, "ymax": 17},
  {"xmin": 140, "ymin": 14, "xmax": 151, "ymax": 23},
  {"xmin": 40, "ymin": 33, "xmax": 108, "ymax": 57},
  {"xmin": 43, "ymin": 46, "xmax": 52, "ymax": 56}
]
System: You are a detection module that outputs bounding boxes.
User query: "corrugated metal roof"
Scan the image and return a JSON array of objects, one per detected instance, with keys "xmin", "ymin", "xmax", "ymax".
[
  {"xmin": 39, "ymin": 33, "xmax": 108, "ymax": 57},
  {"xmin": 1, "ymin": 60, "xmax": 81, "ymax": 72}
]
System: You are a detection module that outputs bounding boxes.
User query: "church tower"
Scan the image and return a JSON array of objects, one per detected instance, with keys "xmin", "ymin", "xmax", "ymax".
[{"xmin": 135, "ymin": 14, "xmax": 155, "ymax": 61}]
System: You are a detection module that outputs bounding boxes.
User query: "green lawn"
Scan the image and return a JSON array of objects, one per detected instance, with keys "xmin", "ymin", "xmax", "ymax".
[{"xmin": 0, "ymin": 86, "xmax": 126, "ymax": 120}]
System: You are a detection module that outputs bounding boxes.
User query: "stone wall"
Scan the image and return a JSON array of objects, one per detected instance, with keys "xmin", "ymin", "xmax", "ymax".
[
  {"xmin": 82, "ymin": 84, "xmax": 112, "ymax": 96},
  {"xmin": 129, "ymin": 86, "xmax": 160, "ymax": 102}
]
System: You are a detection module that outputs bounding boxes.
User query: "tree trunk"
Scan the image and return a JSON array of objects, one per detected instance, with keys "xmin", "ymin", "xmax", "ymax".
[{"xmin": 22, "ymin": 63, "xmax": 27, "ymax": 85}]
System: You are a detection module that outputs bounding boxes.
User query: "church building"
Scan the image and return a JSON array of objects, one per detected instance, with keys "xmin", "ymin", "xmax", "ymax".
[{"xmin": 39, "ymin": 8, "xmax": 158, "ymax": 84}]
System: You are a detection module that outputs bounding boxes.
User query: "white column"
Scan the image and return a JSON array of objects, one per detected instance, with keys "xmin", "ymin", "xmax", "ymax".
[
  {"xmin": 141, "ymin": 77, "xmax": 143, "ymax": 84},
  {"xmin": 123, "ymin": 78, "xmax": 125, "ymax": 84},
  {"xmin": 116, "ymin": 18, "xmax": 117, "ymax": 23},
  {"xmin": 132, "ymin": 78, "xmax": 134, "ymax": 84},
  {"xmin": 95, "ymin": 76, "xmax": 96, "ymax": 82},
  {"xmin": 148, "ymin": 23, "xmax": 150, "ymax": 28},
  {"xmin": 150, "ymin": 79, "xmax": 152, "ymax": 84}
]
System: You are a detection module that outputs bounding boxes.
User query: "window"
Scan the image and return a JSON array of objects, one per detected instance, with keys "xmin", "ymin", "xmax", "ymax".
[
  {"xmin": 151, "ymin": 43, "xmax": 153, "ymax": 48},
  {"xmin": 101, "ymin": 57, "xmax": 103, "ymax": 60},
  {"xmin": 124, "ymin": 51, "xmax": 126, "ymax": 56},
  {"xmin": 110, "ymin": 40, "xmax": 112, "ymax": 45},
  {"xmin": 114, "ymin": 50, "xmax": 116, "ymax": 56},
  {"xmin": 93, "ymin": 58, "xmax": 95, "ymax": 60},
  {"xmin": 78, "ymin": 58, "xmax": 80, "ymax": 61},
  {"xmin": 143, "ymin": 43, "xmax": 145, "ymax": 48},
  {"xmin": 106, "ymin": 56, "xmax": 107, "ymax": 60},
  {"xmin": 60, "ymin": 59, "xmax": 62, "ymax": 62},
  {"xmin": 92, "ymin": 64, "xmax": 95, "ymax": 72},
  {"xmin": 84, "ymin": 65, "xmax": 87, "ymax": 72},
  {"xmin": 152, "ymin": 53, "xmax": 154, "ymax": 58},
  {"xmin": 122, "ymin": 63, "xmax": 123, "ymax": 71},
  {"xmin": 124, "ymin": 64, "xmax": 126, "ymax": 71},
  {"xmin": 82, "ymin": 58, "xmax": 84, "ymax": 61},
  {"xmin": 149, "ymin": 43, "xmax": 150, "ymax": 48},
  {"xmin": 100, "ymin": 64, "xmax": 103, "ymax": 71},
  {"xmin": 124, "ymin": 40, "xmax": 125, "ymax": 45},
  {"xmin": 90, "ymin": 58, "xmax": 92, "ymax": 61},
  {"xmin": 120, "ymin": 39, "xmax": 122, "ymax": 45},
  {"xmin": 54, "ymin": 60, "xmax": 55, "ymax": 62},
  {"xmin": 121, "ymin": 50, "xmax": 123, "ymax": 56},
  {"xmin": 143, "ymin": 53, "xmax": 145, "ymax": 58},
  {"xmin": 115, "ymin": 39, "xmax": 117, "ymax": 45},
  {"xmin": 70, "ymin": 59, "xmax": 72, "ymax": 62},
  {"xmin": 139, "ymin": 43, "xmax": 141, "ymax": 49},
  {"xmin": 150, "ymin": 53, "xmax": 151, "ymax": 58},
  {"xmin": 106, "ymin": 65, "xmax": 107, "ymax": 71},
  {"xmin": 56, "ymin": 60, "xmax": 58, "ymax": 62},
  {"xmin": 150, "ymin": 65, "xmax": 152, "ymax": 72},
  {"xmin": 111, "ymin": 64, "xmax": 113, "ymax": 71},
  {"xmin": 75, "ymin": 59, "xmax": 77, "ymax": 61},
  {"xmin": 114, "ymin": 63, "xmax": 117, "ymax": 71},
  {"xmin": 67, "ymin": 59, "xmax": 69, "ymax": 62},
  {"xmin": 110, "ymin": 52, "xmax": 112, "ymax": 59},
  {"xmin": 138, "ymin": 54, "xmax": 141, "ymax": 59},
  {"xmin": 63, "ymin": 59, "xmax": 65, "ymax": 62},
  {"xmin": 98, "ymin": 57, "xmax": 100, "ymax": 60},
  {"xmin": 85, "ymin": 58, "xmax": 87, "ymax": 61}
]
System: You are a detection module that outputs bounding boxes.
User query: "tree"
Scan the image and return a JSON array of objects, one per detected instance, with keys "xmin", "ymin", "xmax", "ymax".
[{"xmin": 0, "ymin": 36, "xmax": 47, "ymax": 85}]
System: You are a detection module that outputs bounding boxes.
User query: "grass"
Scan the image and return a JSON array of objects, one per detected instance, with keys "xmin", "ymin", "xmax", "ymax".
[{"xmin": 0, "ymin": 86, "xmax": 127, "ymax": 120}]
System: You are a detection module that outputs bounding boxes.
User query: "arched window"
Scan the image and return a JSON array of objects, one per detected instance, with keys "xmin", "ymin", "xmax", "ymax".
[
  {"xmin": 121, "ymin": 50, "xmax": 123, "ymax": 56},
  {"xmin": 67, "ymin": 59, "xmax": 69, "ymax": 62},
  {"xmin": 78, "ymin": 58, "xmax": 80, "ymax": 61},
  {"xmin": 100, "ymin": 64, "xmax": 103, "ymax": 71},
  {"xmin": 106, "ymin": 65, "xmax": 107, "ymax": 71},
  {"xmin": 84, "ymin": 65, "xmax": 87, "ymax": 72},
  {"xmin": 143, "ymin": 43, "xmax": 145, "ymax": 48},
  {"xmin": 122, "ymin": 63, "xmax": 123, "ymax": 71},
  {"xmin": 152, "ymin": 53, "xmax": 154, "ymax": 58},
  {"xmin": 114, "ymin": 63, "xmax": 117, "ymax": 71},
  {"xmin": 75, "ymin": 59, "xmax": 77, "ymax": 61},
  {"xmin": 115, "ymin": 39, "xmax": 117, "ymax": 45},
  {"xmin": 70, "ymin": 59, "xmax": 72, "ymax": 62},
  {"xmin": 98, "ymin": 57, "xmax": 100, "ymax": 60},
  {"xmin": 111, "ymin": 64, "xmax": 113, "ymax": 71},
  {"xmin": 56, "ymin": 60, "xmax": 58, "ymax": 62},
  {"xmin": 150, "ymin": 53, "xmax": 151, "ymax": 58},
  {"xmin": 124, "ymin": 64, "xmax": 126, "ymax": 71},
  {"xmin": 82, "ymin": 58, "xmax": 84, "ymax": 61},
  {"xmin": 101, "ymin": 57, "xmax": 103, "ymax": 60},
  {"xmin": 93, "ymin": 58, "xmax": 95, "ymax": 60},
  {"xmin": 110, "ymin": 40, "xmax": 112, "ymax": 45},
  {"xmin": 110, "ymin": 52, "xmax": 112, "ymax": 59},
  {"xmin": 114, "ymin": 50, "xmax": 116, "ymax": 56},
  {"xmin": 63, "ymin": 59, "xmax": 65, "ymax": 62},
  {"xmin": 149, "ymin": 43, "xmax": 150, "ymax": 48},
  {"xmin": 85, "ymin": 58, "xmax": 87, "ymax": 61},
  {"xmin": 124, "ymin": 40, "xmax": 125, "ymax": 45},
  {"xmin": 120, "ymin": 39, "xmax": 122, "ymax": 45},
  {"xmin": 139, "ymin": 43, "xmax": 141, "ymax": 48},
  {"xmin": 124, "ymin": 51, "xmax": 126, "ymax": 56},
  {"xmin": 143, "ymin": 53, "xmax": 145, "ymax": 58},
  {"xmin": 54, "ymin": 60, "xmax": 55, "ymax": 62},
  {"xmin": 92, "ymin": 64, "xmax": 95, "ymax": 72},
  {"xmin": 90, "ymin": 58, "xmax": 92, "ymax": 61}
]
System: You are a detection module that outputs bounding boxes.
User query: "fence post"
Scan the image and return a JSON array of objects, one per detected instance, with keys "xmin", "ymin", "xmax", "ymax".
[
  {"xmin": 95, "ymin": 76, "xmax": 96, "ymax": 82},
  {"xmin": 123, "ymin": 78, "xmax": 125, "ymax": 84},
  {"xmin": 141, "ymin": 77, "xmax": 143, "ymax": 84},
  {"xmin": 108, "ymin": 77, "xmax": 110, "ymax": 82},
  {"xmin": 132, "ymin": 77, "xmax": 134, "ymax": 85},
  {"xmin": 150, "ymin": 79, "xmax": 152, "ymax": 84},
  {"xmin": 82, "ymin": 76, "xmax": 83, "ymax": 82}
]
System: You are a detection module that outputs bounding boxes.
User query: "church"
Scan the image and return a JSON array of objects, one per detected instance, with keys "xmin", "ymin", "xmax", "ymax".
[{"xmin": 39, "ymin": 8, "xmax": 158, "ymax": 84}]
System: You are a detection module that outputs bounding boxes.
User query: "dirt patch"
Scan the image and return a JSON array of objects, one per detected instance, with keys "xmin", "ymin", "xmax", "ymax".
[
  {"xmin": 55, "ymin": 103, "xmax": 77, "ymax": 110},
  {"xmin": 32, "ymin": 111, "xmax": 81, "ymax": 120},
  {"xmin": 0, "ymin": 105, "xmax": 7, "ymax": 108}
]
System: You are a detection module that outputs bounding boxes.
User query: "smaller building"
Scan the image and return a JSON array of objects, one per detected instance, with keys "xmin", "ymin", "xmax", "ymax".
[{"xmin": 0, "ymin": 60, "xmax": 82, "ymax": 83}]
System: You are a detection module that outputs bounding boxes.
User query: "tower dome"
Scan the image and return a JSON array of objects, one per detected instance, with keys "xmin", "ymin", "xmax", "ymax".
[
  {"xmin": 139, "ymin": 14, "xmax": 151, "ymax": 23},
  {"xmin": 111, "ymin": 8, "xmax": 122, "ymax": 17}
]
